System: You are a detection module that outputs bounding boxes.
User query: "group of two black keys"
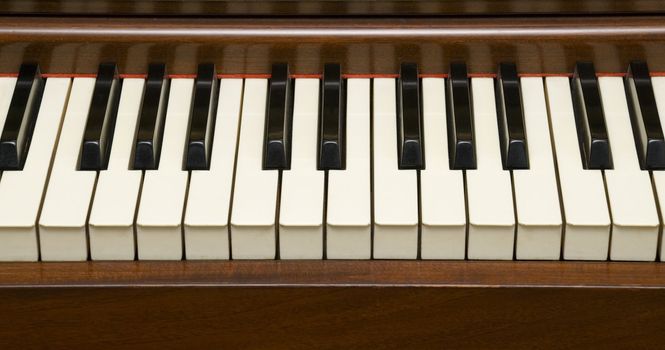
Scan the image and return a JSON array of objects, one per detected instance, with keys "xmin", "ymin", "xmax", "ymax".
[{"xmin": 0, "ymin": 60, "xmax": 663, "ymax": 173}]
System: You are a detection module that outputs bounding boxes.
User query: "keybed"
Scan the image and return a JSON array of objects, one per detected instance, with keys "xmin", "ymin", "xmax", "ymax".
[{"xmin": 1, "ymin": 62, "xmax": 664, "ymax": 261}]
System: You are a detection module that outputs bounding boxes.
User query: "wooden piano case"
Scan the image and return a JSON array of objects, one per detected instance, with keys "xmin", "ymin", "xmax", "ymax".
[
  {"xmin": 1, "ymin": 1, "xmax": 665, "ymax": 348},
  {"xmin": 1, "ymin": 261, "xmax": 665, "ymax": 348}
]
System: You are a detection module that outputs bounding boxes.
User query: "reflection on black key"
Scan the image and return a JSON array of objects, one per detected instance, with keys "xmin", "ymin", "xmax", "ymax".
[
  {"xmin": 80, "ymin": 63, "xmax": 121, "ymax": 171},
  {"xmin": 447, "ymin": 62, "xmax": 476, "ymax": 170},
  {"xmin": 263, "ymin": 63, "xmax": 293, "ymax": 170},
  {"xmin": 318, "ymin": 63, "xmax": 345, "ymax": 170},
  {"xmin": 625, "ymin": 61, "xmax": 665, "ymax": 170},
  {"xmin": 571, "ymin": 62, "xmax": 612, "ymax": 170},
  {"xmin": 186, "ymin": 63, "xmax": 217, "ymax": 170},
  {"xmin": 397, "ymin": 63, "xmax": 424, "ymax": 169},
  {"xmin": 496, "ymin": 62, "xmax": 528, "ymax": 170},
  {"xmin": 0, "ymin": 63, "xmax": 44, "ymax": 170},
  {"xmin": 134, "ymin": 63, "xmax": 169, "ymax": 170}
]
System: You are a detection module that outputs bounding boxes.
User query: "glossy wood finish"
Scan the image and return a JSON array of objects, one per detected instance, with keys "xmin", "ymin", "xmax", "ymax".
[
  {"xmin": 1, "ymin": 16, "xmax": 665, "ymax": 75},
  {"xmin": 1, "ymin": 260, "xmax": 665, "ymax": 286},
  {"xmin": 2, "ymin": 0, "xmax": 665, "ymax": 16},
  {"xmin": 0, "ymin": 261, "xmax": 664, "ymax": 349}
]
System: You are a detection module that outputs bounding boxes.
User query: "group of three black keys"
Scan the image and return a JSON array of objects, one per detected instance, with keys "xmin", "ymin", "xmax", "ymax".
[{"xmin": 0, "ymin": 60, "xmax": 662, "ymax": 175}]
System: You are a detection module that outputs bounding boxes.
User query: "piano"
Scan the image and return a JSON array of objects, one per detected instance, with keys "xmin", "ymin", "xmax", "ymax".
[{"xmin": 1, "ymin": 0, "xmax": 665, "ymax": 348}]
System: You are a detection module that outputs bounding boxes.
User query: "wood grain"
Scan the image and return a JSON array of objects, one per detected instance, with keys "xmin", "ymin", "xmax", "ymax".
[
  {"xmin": 0, "ymin": 261, "xmax": 664, "ymax": 349},
  {"xmin": 0, "ymin": 16, "xmax": 664, "ymax": 75},
  {"xmin": 2, "ymin": 0, "xmax": 665, "ymax": 16},
  {"xmin": 1, "ymin": 260, "xmax": 664, "ymax": 287}
]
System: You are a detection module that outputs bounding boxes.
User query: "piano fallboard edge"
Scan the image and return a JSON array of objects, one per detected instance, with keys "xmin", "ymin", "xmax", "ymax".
[
  {"xmin": 1, "ymin": 16, "xmax": 665, "ymax": 75},
  {"xmin": 3, "ymin": 0, "xmax": 665, "ymax": 17}
]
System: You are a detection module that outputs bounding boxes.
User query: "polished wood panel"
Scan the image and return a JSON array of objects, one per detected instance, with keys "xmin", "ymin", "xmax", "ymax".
[
  {"xmin": 0, "ymin": 16, "xmax": 664, "ymax": 75},
  {"xmin": 0, "ymin": 261, "xmax": 664, "ymax": 349},
  {"xmin": 2, "ymin": 0, "xmax": 665, "ymax": 16},
  {"xmin": 1, "ymin": 260, "xmax": 665, "ymax": 286}
]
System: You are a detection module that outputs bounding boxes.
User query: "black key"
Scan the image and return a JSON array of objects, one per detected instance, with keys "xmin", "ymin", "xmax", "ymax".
[
  {"xmin": 133, "ymin": 63, "xmax": 169, "ymax": 170},
  {"xmin": 496, "ymin": 62, "xmax": 529, "ymax": 170},
  {"xmin": 397, "ymin": 63, "xmax": 424, "ymax": 169},
  {"xmin": 571, "ymin": 62, "xmax": 613, "ymax": 170},
  {"xmin": 0, "ymin": 63, "xmax": 44, "ymax": 170},
  {"xmin": 446, "ymin": 62, "xmax": 476, "ymax": 170},
  {"xmin": 80, "ymin": 63, "xmax": 121, "ymax": 171},
  {"xmin": 318, "ymin": 63, "xmax": 345, "ymax": 170},
  {"xmin": 625, "ymin": 61, "xmax": 665, "ymax": 170},
  {"xmin": 186, "ymin": 63, "xmax": 217, "ymax": 170},
  {"xmin": 263, "ymin": 63, "xmax": 293, "ymax": 170}
]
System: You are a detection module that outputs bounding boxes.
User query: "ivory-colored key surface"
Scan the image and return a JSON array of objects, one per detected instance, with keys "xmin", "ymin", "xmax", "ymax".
[
  {"xmin": 420, "ymin": 78, "xmax": 466, "ymax": 259},
  {"xmin": 466, "ymin": 78, "xmax": 515, "ymax": 260},
  {"xmin": 513, "ymin": 78, "xmax": 562, "ymax": 260},
  {"xmin": 600, "ymin": 77, "xmax": 659, "ymax": 261},
  {"xmin": 651, "ymin": 77, "xmax": 665, "ymax": 262},
  {"xmin": 184, "ymin": 79, "xmax": 243, "ymax": 260},
  {"xmin": 546, "ymin": 77, "xmax": 611, "ymax": 260},
  {"xmin": 136, "ymin": 79, "xmax": 192, "ymax": 260},
  {"xmin": 231, "ymin": 79, "xmax": 279, "ymax": 259},
  {"xmin": 88, "ymin": 79, "xmax": 144, "ymax": 260},
  {"xmin": 279, "ymin": 79, "xmax": 324, "ymax": 259},
  {"xmin": 0, "ymin": 78, "xmax": 64, "ymax": 261},
  {"xmin": 39, "ymin": 78, "xmax": 97, "ymax": 261},
  {"xmin": 327, "ymin": 79, "xmax": 371, "ymax": 259},
  {"xmin": 372, "ymin": 78, "xmax": 418, "ymax": 259}
]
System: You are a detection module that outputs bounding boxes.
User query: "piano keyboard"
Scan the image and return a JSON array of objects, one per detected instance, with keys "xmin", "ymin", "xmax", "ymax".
[{"xmin": 1, "ymin": 61, "xmax": 664, "ymax": 262}]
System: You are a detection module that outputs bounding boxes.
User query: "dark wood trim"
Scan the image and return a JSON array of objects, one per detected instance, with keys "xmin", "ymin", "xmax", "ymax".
[
  {"xmin": 0, "ymin": 16, "xmax": 665, "ymax": 75},
  {"xmin": 2, "ymin": 0, "xmax": 665, "ymax": 17},
  {"xmin": 1, "ymin": 261, "xmax": 664, "ymax": 287},
  {"xmin": 1, "ymin": 261, "xmax": 665, "ymax": 349}
]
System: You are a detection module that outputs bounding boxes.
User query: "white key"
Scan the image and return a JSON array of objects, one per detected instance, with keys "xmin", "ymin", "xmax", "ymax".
[
  {"xmin": 600, "ymin": 77, "xmax": 659, "ymax": 261},
  {"xmin": 327, "ymin": 79, "xmax": 371, "ymax": 259},
  {"xmin": 230, "ymin": 79, "xmax": 279, "ymax": 259},
  {"xmin": 651, "ymin": 78, "xmax": 665, "ymax": 261},
  {"xmin": 466, "ymin": 78, "xmax": 515, "ymax": 260},
  {"xmin": 0, "ymin": 78, "xmax": 68, "ymax": 261},
  {"xmin": 279, "ymin": 79, "xmax": 324, "ymax": 259},
  {"xmin": 88, "ymin": 79, "xmax": 144, "ymax": 260},
  {"xmin": 184, "ymin": 79, "xmax": 243, "ymax": 260},
  {"xmin": 420, "ymin": 78, "xmax": 466, "ymax": 259},
  {"xmin": 136, "ymin": 79, "xmax": 192, "ymax": 260},
  {"xmin": 513, "ymin": 78, "xmax": 562, "ymax": 260},
  {"xmin": 372, "ymin": 78, "xmax": 418, "ymax": 259},
  {"xmin": 546, "ymin": 77, "xmax": 611, "ymax": 260},
  {"xmin": 39, "ymin": 78, "xmax": 97, "ymax": 261}
]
